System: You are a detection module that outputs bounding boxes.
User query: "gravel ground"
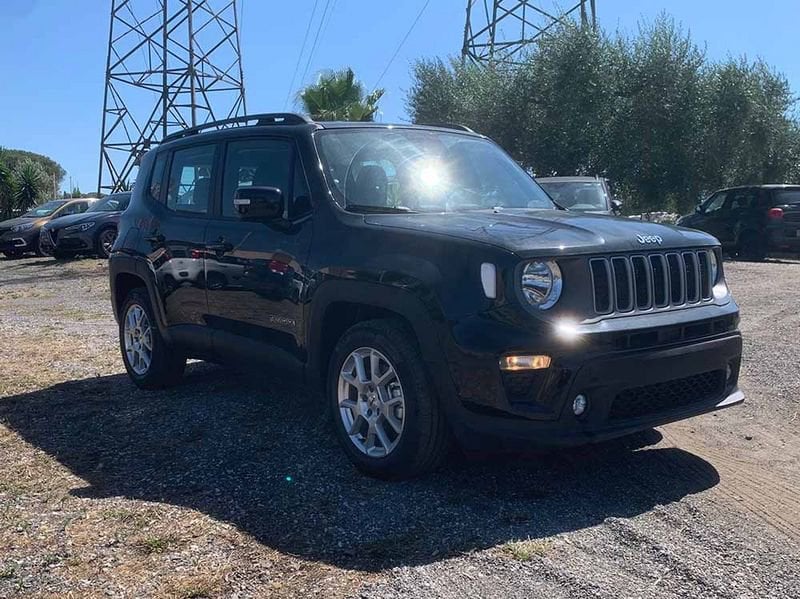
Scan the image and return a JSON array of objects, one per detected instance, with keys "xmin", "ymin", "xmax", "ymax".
[{"xmin": 0, "ymin": 255, "xmax": 798, "ymax": 598}]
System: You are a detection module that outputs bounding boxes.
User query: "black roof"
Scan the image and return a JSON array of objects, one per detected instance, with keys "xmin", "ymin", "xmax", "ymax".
[{"xmin": 159, "ymin": 112, "xmax": 479, "ymax": 147}]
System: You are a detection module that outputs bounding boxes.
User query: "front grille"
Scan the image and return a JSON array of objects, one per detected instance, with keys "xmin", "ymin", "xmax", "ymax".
[
  {"xmin": 609, "ymin": 370, "xmax": 725, "ymax": 420},
  {"xmin": 589, "ymin": 249, "xmax": 715, "ymax": 314}
]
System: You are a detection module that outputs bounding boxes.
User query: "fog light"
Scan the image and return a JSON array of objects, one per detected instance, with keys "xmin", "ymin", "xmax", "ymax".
[
  {"xmin": 499, "ymin": 355, "xmax": 551, "ymax": 371},
  {"xmin": 572, "ymin": 394, "xmax": 588, "ymax": 416}
]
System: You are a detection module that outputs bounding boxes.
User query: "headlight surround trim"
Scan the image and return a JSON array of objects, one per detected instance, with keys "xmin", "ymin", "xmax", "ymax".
[
  {"xmin": 11, "ymin": 222, "xmax": 34, "ymax": 233},
  {"xmin": 520, "ymin": 260, "xmax": 563, "ymax": 310},
  {"xmin": 65, "ymin": 221, "xmax": 96, "ymax": 233}
]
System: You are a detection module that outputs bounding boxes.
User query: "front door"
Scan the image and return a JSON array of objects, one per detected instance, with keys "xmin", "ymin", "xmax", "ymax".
[{"xmin": 204, "ymin": 137, "xmax": 313, "ymax": 366}]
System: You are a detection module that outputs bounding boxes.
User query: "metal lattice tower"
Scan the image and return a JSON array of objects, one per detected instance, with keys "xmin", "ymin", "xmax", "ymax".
[
  {"xmin": 462, "ymin": 0, "xmax": 596, "ymax": 65},
  {"xmin": 98, "ymin": 0, "xmax": 246, "ymax": 193}
]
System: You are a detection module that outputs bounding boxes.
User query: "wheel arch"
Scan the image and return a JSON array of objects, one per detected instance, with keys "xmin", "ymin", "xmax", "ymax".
[
  {"xmin": 306, "ymin": 281, "xmax": 446, "ymax": 390},
  {"xmin": 109, "ymin": 256, "xmax": 171, "ymax": 340}
]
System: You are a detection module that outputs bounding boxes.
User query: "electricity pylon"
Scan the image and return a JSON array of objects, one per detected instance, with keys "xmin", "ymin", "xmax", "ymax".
[
  {"xmin": 98, "ymin": 0, "xmax": 246, "ymax": 193},
  {"xmin": 462, "ymin": 0, "xmax": 596, "ymax": 65}
]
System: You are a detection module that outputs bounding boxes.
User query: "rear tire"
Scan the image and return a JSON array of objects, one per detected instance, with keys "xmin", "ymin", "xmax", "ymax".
[
  {"xmin": 737, "ymin": 231, "xmax": 767, "ymax": 261},
  {"xmin": 119, "ymin": 288, "xmax": 186, "ymax": 389},
  {"xmin": 327, "ymin": 319, "xmax": 449, "ymax": 479}
]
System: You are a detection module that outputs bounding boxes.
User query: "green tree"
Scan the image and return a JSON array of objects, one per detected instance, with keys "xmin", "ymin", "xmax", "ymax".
[
  {"xmin": 0, "ymin": 160, "xmax": 16, "ymax": 219},
  {"xmin": 71, "ymin": 186, "xmax": 82, "ymax": 198},
  {"xmin": 13, "ymin": 160, "xmax": 48, "ymax": 212},
  {"xmin": 0, "ymin": 148, "xmax": 65, "ymax": 192},
  {"xmin": 407, "ymin": 16, "xmax": 800, "ymax": 214},
  {"xmin": 299, "ymin": 68, "xmax": 384, "ymax": 121}
]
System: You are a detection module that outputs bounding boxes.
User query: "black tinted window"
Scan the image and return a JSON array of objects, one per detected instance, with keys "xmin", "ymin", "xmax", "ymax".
[
  {"xmin": 222, "ymin": 139, "xmax": 291, "ymax": 219},
  {"xmin": 166, "ymin": 145, "xmax": 215, "ymax": 214},
  {"xmin": 774, "ymin": 190, "xmax": 800, "ymax": 205}
]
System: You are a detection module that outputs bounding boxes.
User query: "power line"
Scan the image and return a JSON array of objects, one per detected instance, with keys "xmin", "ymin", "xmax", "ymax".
[
  {"xmin": 372, "ymin": 0, "xmax": 432, "ymax": 91},
  {"xmin": 299, "ymin": 0, "xmax": 334, "ymax": 88},
  {"xmin": 284, "ymin": 0, "xmax": 320, "ymax": 109}
]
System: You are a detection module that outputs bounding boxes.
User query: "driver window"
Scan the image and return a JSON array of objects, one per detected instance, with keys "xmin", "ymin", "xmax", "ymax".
[{"xmin": 703, "ymin": 192, "xmax": 727, "ymax": 214}]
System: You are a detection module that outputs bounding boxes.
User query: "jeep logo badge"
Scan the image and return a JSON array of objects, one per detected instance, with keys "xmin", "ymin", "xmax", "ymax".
[{"xmin": 636, "ymin": 234, "xmax": 663, "ymax": 245}]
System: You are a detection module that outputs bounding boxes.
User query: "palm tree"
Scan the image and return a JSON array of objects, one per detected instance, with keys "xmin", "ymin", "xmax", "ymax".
[
  {"xmin": 299, "ymin": 68, "xmax": 384, "ymax": 122},
  {"xmin": 13, "ymin": 159, "xmax": 48, "ymax": 212}
]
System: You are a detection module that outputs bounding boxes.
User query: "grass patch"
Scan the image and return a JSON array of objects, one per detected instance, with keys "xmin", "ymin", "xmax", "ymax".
[
  {"xmin": 500, "ymin": 538, "xmax": 552, "ymax": 561},
  {"xmin": 136, "ymin": 534, "xmax": 180, "ymax": 555},
  {"xmin": 0, "ymin": 565, "xmax": 15, "ymax": 579}
]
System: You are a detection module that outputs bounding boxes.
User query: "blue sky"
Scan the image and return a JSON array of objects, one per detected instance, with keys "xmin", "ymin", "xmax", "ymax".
[{"xmin": 0, "ymin": 0, "xmax": 798, "ymax": 193}]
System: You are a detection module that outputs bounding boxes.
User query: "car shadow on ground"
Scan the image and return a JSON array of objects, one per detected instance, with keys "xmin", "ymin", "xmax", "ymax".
[{"xmin": 0, "ymin": 363, "xmax": 720, "ymax": 571}]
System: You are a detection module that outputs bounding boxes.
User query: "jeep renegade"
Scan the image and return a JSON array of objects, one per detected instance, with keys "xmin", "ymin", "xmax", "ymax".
[{"xmin": 109, "ymin": 113, "xmax": 744, "ymax": 479}]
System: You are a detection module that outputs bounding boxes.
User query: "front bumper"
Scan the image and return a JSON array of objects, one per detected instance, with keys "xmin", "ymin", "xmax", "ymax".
[
  {"xmin": 0, "ymin": 230, "xmax": 37, "ymax": 252},
  {"xmin": 438, "ymin": 304, "xmax": 744, "ymax": 450},
  {"xmin": 41, "ymin": 229, "xmax": 93, "ymax": 253}
]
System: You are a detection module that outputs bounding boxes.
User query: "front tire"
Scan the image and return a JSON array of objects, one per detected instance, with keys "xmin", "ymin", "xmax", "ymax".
[
  {"xmin": 2, "ymin": 250, "xmax": 23, "ymax": 259},
  {"xmin": 96, "ymin": 226, "xmax": 117, "ymax": 259},
  {"xmin": 35, "ymin": 232, "xmax": 50, "ymax": 257},
  {"xmin": 119, "ymin": 288, "xmax": 186, "ymax": 389},
  {"xmin": 327, "ymin": 319, "xmax": 449, "ymax": 479}
]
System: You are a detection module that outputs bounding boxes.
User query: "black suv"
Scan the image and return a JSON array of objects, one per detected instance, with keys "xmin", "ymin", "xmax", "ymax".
[
  {"xmin": 110, "ymin": 113, "xmax": 744, "ymax": 479},
  {"xmin": 677, "ymin": 185, "xmax": 800, "ymax": 260}
]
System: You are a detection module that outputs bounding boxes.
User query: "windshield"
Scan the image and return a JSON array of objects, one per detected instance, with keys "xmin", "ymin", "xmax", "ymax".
[
  {"xmin": 23, "ymin": 200, "xmax": 67, "ymax": 217},
  {"xmin": 89, "ymin": 194, "xmax": 131, "ymax": 212},
  {"xmin": 537, "ymin": 181, "xmax": 609, "ymax": 211},
  {"xmin": 315, "ymin": 128, "xmax": 555, "ymax": 213},
  {"xmin": 774, "ymin": 190, "xmax": 800, "ymax": 205}
]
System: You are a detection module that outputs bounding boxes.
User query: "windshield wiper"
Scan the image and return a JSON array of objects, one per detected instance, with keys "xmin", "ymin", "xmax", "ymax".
[{"xmin": 346, "ymin": 204, "xmax": 415, "ymax": 214}]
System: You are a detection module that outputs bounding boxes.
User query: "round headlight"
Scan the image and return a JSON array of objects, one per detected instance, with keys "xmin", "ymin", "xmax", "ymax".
[
  {"xmin": 709, "ymin": 250, "xmax": 719, "ymax": 283},
  {"xmin": 521, "ymin": 260, "xmax": 562, "ymax": 309}
]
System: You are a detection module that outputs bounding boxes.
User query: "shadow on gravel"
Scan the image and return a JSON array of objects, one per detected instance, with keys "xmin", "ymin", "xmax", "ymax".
[{"xmin": 0, "ymin": 365, "xmax": 720, "ymax": 571}]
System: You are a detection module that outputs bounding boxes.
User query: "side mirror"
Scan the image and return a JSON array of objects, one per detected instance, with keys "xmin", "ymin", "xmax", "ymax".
[
  {"xmin": 611, "ymin": 199, "xmax": 622, "ymax": 214},
  {"xmin": 234, "ymin": 186, "xmax": 284, "ymax": 221},
  {"xmin": 695, "ymin": 204, "xmax": 703, "ymax": 213}
]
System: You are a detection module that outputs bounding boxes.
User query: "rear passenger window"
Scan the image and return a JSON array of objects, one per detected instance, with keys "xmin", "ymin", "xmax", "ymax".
[
  {"xmin": 222, "ymin": 139, "xmax": 291, "ymax": 219},
  {"xmin": 166, "ymin": 145, "xmax": 216, "ymax": 214},
  {"xmin": 148, "ymin": 152, "xmax": 168, "ymax": 203}
]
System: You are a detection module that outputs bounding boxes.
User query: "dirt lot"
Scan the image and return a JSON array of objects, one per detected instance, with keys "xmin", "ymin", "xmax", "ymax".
[{"xmin": 1, "ymin": 256, "xmax": 798, "ymax": 598}]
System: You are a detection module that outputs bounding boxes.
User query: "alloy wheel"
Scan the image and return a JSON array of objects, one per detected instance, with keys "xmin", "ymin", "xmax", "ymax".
[
  {"xmin": 337, "ymin": 347, "xmax": 406, "ymax": 458},
  {"xmin": 123, "ymin": 304, "xmax": 153, "ymax": 375},
  {"xmin": 100, "ymin": 228, "xmax": 117, "ymax": 257}
]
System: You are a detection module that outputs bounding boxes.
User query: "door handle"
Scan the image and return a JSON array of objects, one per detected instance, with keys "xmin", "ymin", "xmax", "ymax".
[{"xmin": 205, "ymin": 238, "xmax": 233, "ymax": 252}]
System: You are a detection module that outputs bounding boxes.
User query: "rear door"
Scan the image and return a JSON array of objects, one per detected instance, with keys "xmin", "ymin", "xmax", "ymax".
[
  {"xmin": 204, "ymin": 136, "xmax": 313, "ymax": 368},
  {"xmin": 149, "ymin": 143, "xmax": 217, "ymax": 331}
]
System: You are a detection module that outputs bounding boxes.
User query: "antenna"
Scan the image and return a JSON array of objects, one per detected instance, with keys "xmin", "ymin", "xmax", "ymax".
[
  {"xmin": 98, "ymin": 0, "xmax": 247, "ymax": 193},
  {"xmin": 462, "ymin": 0, "xmax": 596, "ymax": 66}
]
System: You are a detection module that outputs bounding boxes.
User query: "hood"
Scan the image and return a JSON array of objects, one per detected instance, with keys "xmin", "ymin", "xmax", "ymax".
[
  {"xmin": 44, "ymin": 211, "xmax": 117, "ymax": 230},
  {"xmin": 0, "ymin": 216, "xmax": 40, "ymax": 229},
  {"xmin": 364, "ymin": 209, "xmax": 718, "ymax": 256}
]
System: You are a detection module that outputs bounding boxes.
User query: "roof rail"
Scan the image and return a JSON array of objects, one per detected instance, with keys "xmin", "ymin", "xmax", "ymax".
[
  {"xmin": 161, "ymin": 113, "xmax": 313, "ymax": 143},
  {"xmin": 418, "ymin": 122, "xmax": 476, "ymax": 133}
]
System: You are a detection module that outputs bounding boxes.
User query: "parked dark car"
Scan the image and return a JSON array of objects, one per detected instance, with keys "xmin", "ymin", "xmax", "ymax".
[
  {"xmin": 677, "ymin": 185, "xmax": 800, "ymax": 260},
  {"xmin": 109, "ymin": 113, "xmax": 743, "ymax": 479},
  {"xmin": 537, "ymin": 176, "xmax": 622, "ymax": 215},
  {"xmin": 0, "ymin": 198, "xmax": 94, "ymax": 258},
  {"xmin": 40, "ymin": 192, "xmax": 132, "ymax": 259}
]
